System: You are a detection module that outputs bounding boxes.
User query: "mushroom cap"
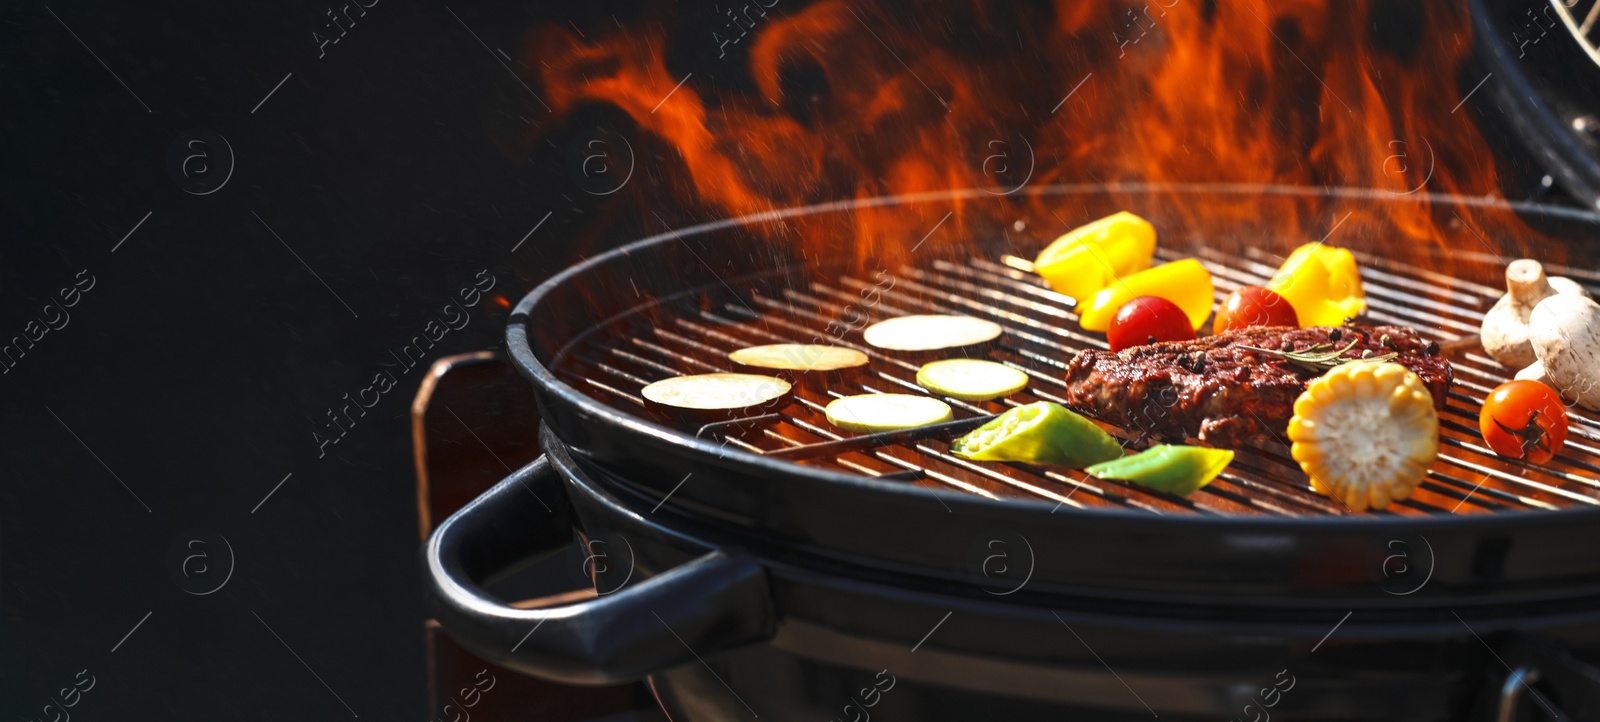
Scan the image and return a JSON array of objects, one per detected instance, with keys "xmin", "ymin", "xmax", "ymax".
[
  {"xmin": 1481, "ymin": 260, "xmax": 1592, "ymax": 370},
  {"xmin": 1530, "ymin": 294, "xmax": 1600, "ymax": 410}
]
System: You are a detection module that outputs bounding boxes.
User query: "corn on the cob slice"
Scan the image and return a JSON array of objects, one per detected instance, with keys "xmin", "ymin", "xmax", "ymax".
[{"xmin": 1287, "ymin": 361, "xmax": 1439, "ymax": 512}]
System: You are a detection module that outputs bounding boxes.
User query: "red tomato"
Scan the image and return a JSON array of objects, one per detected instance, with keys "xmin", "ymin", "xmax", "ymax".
[
  {"xmin": 1107, "ymin": 296, "xmax": 1196, "ymax": 352},
  {"xmin": 1480, "ymin": 380, "xmax": 1569, "ymax": 464},
  {"xmin": 1214, "ymin": 286, "xmax": 1298, "ymax": 333}
]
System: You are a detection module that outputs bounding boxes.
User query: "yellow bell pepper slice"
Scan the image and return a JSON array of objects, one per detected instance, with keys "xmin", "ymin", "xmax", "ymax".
[
  {"xmin": 1265, "ymin": 243, "xmax": 1367, "ymax": 327},
  {"xmin": 1033, "ymin": 212, "xmax": 1156, "ymax": 301},
  {"xmin": 1077, "ymin": 259, "xmax": 1215, "ymax": 332}
]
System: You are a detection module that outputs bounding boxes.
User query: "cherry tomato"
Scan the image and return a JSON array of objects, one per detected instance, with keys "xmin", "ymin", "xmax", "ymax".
[
  {"xmin": 1107, "ymin": 296, "xmax": 1196, "ymax": 352},
  {"xmin": 1214, "ymin": 286, "xmax": 1298, "ymax": 333},
  {"xmin": 1480, "ymin": 380, "xmax": 1568, "ymax": 465}
]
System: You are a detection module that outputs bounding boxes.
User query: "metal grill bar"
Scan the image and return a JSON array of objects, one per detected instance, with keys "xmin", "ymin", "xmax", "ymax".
[{"xmin": 554, "ymin": 242, "xmax": 1600, "ymax": 516}]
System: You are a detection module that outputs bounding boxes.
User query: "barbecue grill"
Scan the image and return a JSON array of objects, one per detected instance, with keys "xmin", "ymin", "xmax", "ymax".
[{"xmin": 425, "ymin": 185, "xmax": 1600, "ymax": 721}]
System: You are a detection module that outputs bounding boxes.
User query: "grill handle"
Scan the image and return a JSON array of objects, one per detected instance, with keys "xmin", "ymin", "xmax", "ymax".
[
  {"xmin": 422, "ymin": 456, "xmax": 776, "ymax": 685},
  {"xmin": 1485, "ymin": 633, "xmax": 1600, "ymax": 721}
]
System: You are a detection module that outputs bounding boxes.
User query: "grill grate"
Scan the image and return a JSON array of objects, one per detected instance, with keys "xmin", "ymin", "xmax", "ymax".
[{"xmin": 554, "ymin": 244, "xmax": 1600, "ymax": 516}]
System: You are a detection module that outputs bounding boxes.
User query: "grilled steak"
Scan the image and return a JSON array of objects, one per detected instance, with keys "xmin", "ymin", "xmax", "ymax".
[{"xmin": 1063, "ymin": 325, "xmax": 1453, "ymax": 449}]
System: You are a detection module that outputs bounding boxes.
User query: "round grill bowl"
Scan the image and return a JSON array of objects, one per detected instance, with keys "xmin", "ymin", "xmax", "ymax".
[{"xmin": 507, "ymin": 183, "xmax": 1600, "ymax": 608}]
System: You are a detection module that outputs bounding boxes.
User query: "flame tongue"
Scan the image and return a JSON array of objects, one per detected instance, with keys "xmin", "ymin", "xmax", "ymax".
[{"xmin": 531, "ymin": 1, "xmax": 1544, "ymax": 271}]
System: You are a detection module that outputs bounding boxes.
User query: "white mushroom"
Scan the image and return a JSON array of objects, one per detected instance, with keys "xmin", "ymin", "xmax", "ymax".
[
  {"xmin": 1514, "ymin": 359, "xmax": 1552, "ymax": 387},
  {"xmin": 1529, "ymin": 293, "xmax": 1600, "ymax": 411},
  {"xmin": 1480, "ymin": 259, "xmax": 1591, "ymax": 369}
]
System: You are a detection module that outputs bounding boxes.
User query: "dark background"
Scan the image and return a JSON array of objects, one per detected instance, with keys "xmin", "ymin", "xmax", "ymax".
[{"xmin": 0, "ymin": 1, "xmax": 696, "ymax": 718}]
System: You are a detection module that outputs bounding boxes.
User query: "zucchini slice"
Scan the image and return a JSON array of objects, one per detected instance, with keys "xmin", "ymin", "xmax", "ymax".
[
  {"xmin": 916, "ymin": 359, "xmax": 1029, "ymax": 401},
  {"xmin": 824, "ymin": 393, "xmax": 953, "ymax": 433},
  {"xmin": 862, "ymin": 315, "xmax": 1002, "ymax": 355}
]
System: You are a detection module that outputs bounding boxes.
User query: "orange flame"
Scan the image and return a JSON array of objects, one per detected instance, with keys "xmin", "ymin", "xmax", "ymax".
[{"xmin": 527, "ymin": 0, "xmax": 1543, "ymax": 273}]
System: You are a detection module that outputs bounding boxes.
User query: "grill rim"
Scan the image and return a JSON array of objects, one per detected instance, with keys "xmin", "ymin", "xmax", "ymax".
[{"xmin": 509, "ymin": 182, "xmax": 1600, "ymax": 527}]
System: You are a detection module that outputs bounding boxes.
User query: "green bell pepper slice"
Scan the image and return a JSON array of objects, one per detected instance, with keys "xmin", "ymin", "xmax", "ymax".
[
  {"xmin": 1084, "ymin": 444, "xmax": 1234, "ymax": 497},
  {"xmin": 950, "ymin": 401, "xmax": 1124, "ymax": 469}
]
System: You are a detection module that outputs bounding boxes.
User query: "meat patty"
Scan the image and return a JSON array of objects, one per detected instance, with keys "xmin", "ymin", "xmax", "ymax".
[{"xmin": 1062, "ymin": 325, "xmax": 1453, "ymax": 449}]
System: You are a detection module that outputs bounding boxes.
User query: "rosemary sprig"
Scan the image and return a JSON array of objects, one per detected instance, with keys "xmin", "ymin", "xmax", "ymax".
[{"xmin": 1238, "ymin": 339, "xmax": 1397, "ymax": 373}]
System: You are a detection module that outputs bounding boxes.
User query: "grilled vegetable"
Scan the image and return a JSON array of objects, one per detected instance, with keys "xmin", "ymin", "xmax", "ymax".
[
  {"xmin": 950, "ymin": 401, "xmax": 1123, "ymax": 468},
  {"xmin": 1265, "ymin": 243, "xmax": 1366, "ymax": 327},
  {"xmin": 1106, "ymin": 296, "xmax": 1195, "ymax": 352},
  {"xmin": 1514, "ymin": 359, "xmax": 1553, "ymax": 386},
  {"xmin": 862, "ymin": 314, "xmax": 1003, "ymax": 356},
  {"xmin": 1481, "ymin": 259, "xmax": 1591, "ymax": 369},
  {"xmin": 729, "ymin": 344, "xmax": 869, "ymax": 386},
  {"xmin": 641, "ymin": 373, "xmax": 793, "ymax": 423},
  {"xmin": 1084, "ymin": 445, "xmax": 1234, "ymax": 497},
  {"xmin": 1077, "ymin": 259, "xmax": 1215, "ymax": 333},
  {"xmin": 1480, "ymin": 380, "xmax": 1568, "ymax": 465},
  {"xmin": 916, "ymin": 359, "xmax": 1029, "ymax": 401},
  {"xmin": 825, "ymin": 394, "xmax": 953, "ymax": 433},
  {"xmin": 1032, "ymin": 211, "xmax": 1157, "ymax": 301},
  {"xmin": 1214, "ymin": 286, "xmax": 1298, "ymax": 333},
  {"xmin": 730, "ymin": 344, "xmax": 868, "ymax": 372},
  {"xmin": 1287, "ymin": 361, "xmax": 1439, "ymax": 512},
  {"xmin": 1529, "ymin": 293, "xmax": 1600, "ymax": 411}
]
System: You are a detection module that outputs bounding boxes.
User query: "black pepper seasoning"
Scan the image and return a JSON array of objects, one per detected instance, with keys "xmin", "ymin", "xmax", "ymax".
[
  {"xmin": 1328, "ymin": 328, "xmax": 1343, "ymax": 343},
  {"xmin": 1426, "ymin": 340, "xmax": 1440, "ymax": 356}
]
